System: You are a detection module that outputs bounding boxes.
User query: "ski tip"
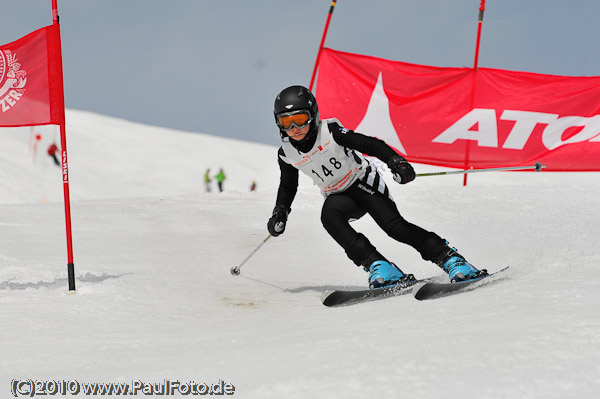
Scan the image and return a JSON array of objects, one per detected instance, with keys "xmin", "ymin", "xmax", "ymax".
[
  {"xmin": 320, "ymin": 290, "xmax": 335, "ymax": 305},
  {"xmin": 412, "ymin": 266, "xmax": 511, "ymax": 301},
  {"xmin": 411, "ymin": 282, "xmax": 429, "ymax": 299}
]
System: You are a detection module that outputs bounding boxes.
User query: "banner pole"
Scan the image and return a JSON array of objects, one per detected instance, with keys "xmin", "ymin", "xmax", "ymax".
[
  {"xmin": 52, "ymin": 0, "xmax": 76, "ymax": 294},
  {"xmin": 463, "ymin": 0, "xmax": 486, "ymax": 187},
  {"xmin": 309, "ymin": 0, "xmax": 338, "ymax": 91}
]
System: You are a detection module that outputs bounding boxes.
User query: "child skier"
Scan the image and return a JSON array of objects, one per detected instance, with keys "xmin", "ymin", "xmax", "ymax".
[{"xmin": 267, "ymin": 85, "xmax": 487, "ymax": 289}]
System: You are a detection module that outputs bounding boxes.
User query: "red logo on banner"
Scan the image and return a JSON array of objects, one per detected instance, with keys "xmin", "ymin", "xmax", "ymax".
[
  {"xmin": 316, "ymin": 48, "xmax": 600, "ymax": 171},
  {"xmin": 0, "ymin": 50, "xmax": 28, "ymax": 113}
]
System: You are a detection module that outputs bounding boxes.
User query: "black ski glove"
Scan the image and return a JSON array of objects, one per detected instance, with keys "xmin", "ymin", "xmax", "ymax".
[
  {"xmin": 267, "ymin": 205, "xmax": 290, "ymax": 237},
  {"xmin": 387, "ymin": 154, "xmax": 416, "ymax": 184}
]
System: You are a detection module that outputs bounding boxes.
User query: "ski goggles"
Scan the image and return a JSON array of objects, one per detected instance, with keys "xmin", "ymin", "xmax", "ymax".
[{"xmin": 276, "ymin": 110, "xmax": 313, "ymax": 131}]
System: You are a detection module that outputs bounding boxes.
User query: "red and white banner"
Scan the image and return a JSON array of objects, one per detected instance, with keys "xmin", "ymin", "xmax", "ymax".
[
  {"xmin": 0, "ymin": 25, "xmax": 65, "ymax": 127},
  {"xmin": 316, "ymin": 48, "xmax": 600, "ymax": 171}
]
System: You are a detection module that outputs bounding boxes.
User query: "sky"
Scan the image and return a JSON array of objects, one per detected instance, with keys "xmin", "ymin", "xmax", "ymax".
[{"xmin": 1, "ymin": 0, "xmax": 599, "ymax": 147}]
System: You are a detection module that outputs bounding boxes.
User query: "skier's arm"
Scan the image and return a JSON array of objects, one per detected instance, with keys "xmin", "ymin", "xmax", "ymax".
[
  {"xmin": 330, "ymin": 122, "xmax": 415, "ymax": 184},
  {"xmin": 268, "ymin": 148, "xmax": 299, "ymax": 237},
  {"xmin": 275, "ymin": 148, "xmax": 299, "ymax": 210},
  {"xmin": 329, "ymin": 122, "xmax": 397, "ymax": 163}
]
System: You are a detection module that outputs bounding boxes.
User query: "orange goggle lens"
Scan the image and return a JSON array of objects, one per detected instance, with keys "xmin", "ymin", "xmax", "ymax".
[{"xmin": 277, "ymin": 111, "xmax": 311, "ymax": 130}]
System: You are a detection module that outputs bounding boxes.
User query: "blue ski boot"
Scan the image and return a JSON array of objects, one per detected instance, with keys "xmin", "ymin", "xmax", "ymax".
[
  {"xmin": 367, "ymin": 260, "xmax": 415, "ymax": 289},
  {"xmin": 433, "ymin": 243, "xmax": 487, "ymax": 282}
]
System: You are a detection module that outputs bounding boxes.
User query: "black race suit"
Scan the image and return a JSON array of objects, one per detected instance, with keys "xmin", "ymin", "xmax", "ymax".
[{"xmin": 274, "ymin": 122, "xmax": 445, "ymax": 267}]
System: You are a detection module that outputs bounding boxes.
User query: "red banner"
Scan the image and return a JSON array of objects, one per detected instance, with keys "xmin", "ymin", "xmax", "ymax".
[
  {"xmin": 0, "ymin": 25, "xmax": 65, "ymax": 127},
  {"xmin": 316, "ymin": 48, "xmax": 600, "ymax": 171}
]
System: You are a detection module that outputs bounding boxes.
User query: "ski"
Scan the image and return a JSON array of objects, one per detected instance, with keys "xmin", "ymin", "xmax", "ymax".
[
  {"xmin": 321, "ymin": 279, "xmax": 420, "ymax": 307},
  {"xmin": 412, "ymin": 266, "xmax": 510, "ymax": 301}
]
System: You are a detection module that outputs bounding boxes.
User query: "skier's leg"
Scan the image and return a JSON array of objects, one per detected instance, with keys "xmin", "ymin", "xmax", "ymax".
[
  {"xmin": 320, "ymin": 194, "xmax": 373, "ymax": 265},
  {"xmin": 418, "ymin": 233, "xmax": 487, "ymax": 282},
  {"xmin": 357, "ymin": 189, "xmax": 485, "ymax": 281},
  {"xmin": 321, "ymin": 194, "xmax": 413, "ymax": 288},
  {"xmin": 357, "ymin": 190, "xmax": 430, "ymax": 252}
]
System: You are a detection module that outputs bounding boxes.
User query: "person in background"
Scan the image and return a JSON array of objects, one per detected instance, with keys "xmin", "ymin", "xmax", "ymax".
[
  {"xmin": 47, "ymin": 142, "xmax": 60, "ymax": 166},
  {"xmin": 204, "ymin": 168, "xmax": 212, "ymax": 192},
  {"xmin": 215, "ymin": 168, "xmax": 226, "ymax": 192}
]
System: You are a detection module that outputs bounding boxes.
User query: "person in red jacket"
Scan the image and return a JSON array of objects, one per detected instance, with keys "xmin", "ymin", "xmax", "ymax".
[{"xmin": 47, "ymin": 143, "xmax": 60, "ymax": 166}]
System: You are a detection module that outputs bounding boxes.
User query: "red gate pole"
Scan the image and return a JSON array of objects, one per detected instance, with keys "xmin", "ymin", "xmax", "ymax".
[
  {"xmin": 309, "ymin": 1, "xmax": 338, "ymax": 91},
  {"xmin": 52, "ymin": 0, "xmax": 76, "ymax": 294},
  {"xmin": 463, "ymin": 0, "xmax": 486, "ymax": 186},
  {"xmin": 473, "ymin": 0, "xmax": 486, "ymax": 69}
]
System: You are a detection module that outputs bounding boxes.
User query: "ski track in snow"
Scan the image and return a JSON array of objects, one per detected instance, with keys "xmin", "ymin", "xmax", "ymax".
[{"xmin": 1, "ymin": 110, "xmax": 599, "ymax": 398}]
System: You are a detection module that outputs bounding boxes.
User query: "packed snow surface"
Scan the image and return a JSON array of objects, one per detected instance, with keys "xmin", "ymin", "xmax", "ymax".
[{"xmin": 1, "ymin": 110, "xmax": 599, "ymax": 398}]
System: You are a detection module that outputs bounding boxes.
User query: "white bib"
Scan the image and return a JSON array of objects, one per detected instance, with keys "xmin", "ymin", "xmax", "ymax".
[{"xmin": 280, "ymin": 119, "xmax": 367, "ymax": 195}]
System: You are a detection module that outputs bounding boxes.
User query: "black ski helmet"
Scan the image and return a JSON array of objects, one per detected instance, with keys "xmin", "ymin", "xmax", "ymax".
[{"xmin": 273, "ymin": 85, "xmax": 319, "ymax": 140}]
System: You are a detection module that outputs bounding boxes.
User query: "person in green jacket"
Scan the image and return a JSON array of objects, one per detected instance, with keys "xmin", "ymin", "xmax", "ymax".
[{"xmin": 215, "ymin": 168, "xmax": 226, "ymax": 192}]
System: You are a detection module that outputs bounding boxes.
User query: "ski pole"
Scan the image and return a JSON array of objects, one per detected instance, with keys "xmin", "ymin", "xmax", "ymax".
[
  {"xmin": 416, "ymin": 162, "xmax": 545, "ymax": 177},
  {"xmin": 230, "ymin": 234, "xmax": 272, "ymax": 276}
]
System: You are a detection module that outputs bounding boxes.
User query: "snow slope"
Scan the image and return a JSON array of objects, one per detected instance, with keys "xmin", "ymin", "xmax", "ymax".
[{"xmin": 1, "ymin": 110, "xmax": 599, "ymax": 398}]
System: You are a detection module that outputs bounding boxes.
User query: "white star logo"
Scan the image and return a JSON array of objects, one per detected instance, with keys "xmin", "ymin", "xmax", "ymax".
[{"xmin": 355, "ymin": 71, "xmax": 406, "ymax": 155}]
